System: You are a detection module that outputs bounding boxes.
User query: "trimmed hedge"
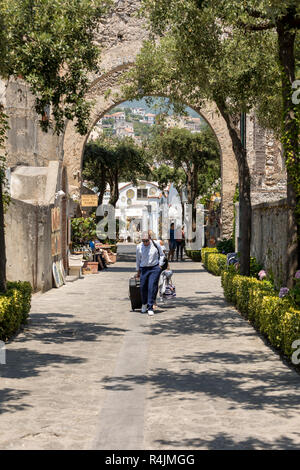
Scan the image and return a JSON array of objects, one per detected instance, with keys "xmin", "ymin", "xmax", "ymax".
[
  {"xmin": 185, "ymin": 249, "xmax": 202, "ymax": 261},
  {"xmin": 202, "ymin": 247, "xmax": 227, "ymax": 275},
  {"xmin": 0, "ymin": 281, "xmax": 32, "ymax": 341},
  {"xmin": 221, "ymin": 270, "xmax": 300, "ymax": 364}
]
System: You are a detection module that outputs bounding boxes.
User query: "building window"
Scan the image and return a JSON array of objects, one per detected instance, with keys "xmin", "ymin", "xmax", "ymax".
[{"xmin": 137, "ymin": 188, "xmax": 148, "ymax": 199}]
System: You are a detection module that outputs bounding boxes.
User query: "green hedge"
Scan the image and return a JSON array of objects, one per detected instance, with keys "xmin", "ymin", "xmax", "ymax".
[
  {"xmin": 201, "ymin": 248, "xmax": 227, "ymax": 275},
  {"xmin": 221, "ymin": 270, "xmax": 300, "ymax": 363},
  {"xmin": 0, "ymin": 281, "xmax": 32, "ymax": 341},
  {"xmin": 185, "ymin": 249, "xmax": 202, "ymax": 261}
]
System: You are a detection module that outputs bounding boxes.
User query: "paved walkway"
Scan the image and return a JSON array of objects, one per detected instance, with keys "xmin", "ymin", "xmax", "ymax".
[{"xmin": 0, "ymin": 245, "xmax": 300, "ymax": 450}]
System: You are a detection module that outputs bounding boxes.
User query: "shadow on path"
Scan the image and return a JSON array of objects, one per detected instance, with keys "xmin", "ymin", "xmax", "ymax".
[
  {"xmin": 0, "ymin": 388, "xmax": 32, "ymax": 415},
  {"xmin": 14, "ymin": 313, "xmax": 127, "ymax": 345},
  {"xmin": 1, "ymin": 347, "xmax": 86, "ymax": 380},
  {"xmin": 101, "ymin": 365, "xmax": 299, "ymax": 413},
  {"xmin": 155, "ymin": 433, "xmax": 300, "ymax": 450}
]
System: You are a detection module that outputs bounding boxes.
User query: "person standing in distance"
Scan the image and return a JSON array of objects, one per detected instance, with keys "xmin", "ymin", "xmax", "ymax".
[
  {"xmin": 168, "ymin": 222, "xmax": 176, "ymax": 262},
  {"xmin": 136, "ymin": 231, "xmax": 165, "ymax": 316}
]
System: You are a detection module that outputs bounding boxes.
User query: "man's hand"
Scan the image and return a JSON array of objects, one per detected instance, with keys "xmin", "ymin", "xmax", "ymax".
[{"xmin": 136, "ymin": 270, "xmax": 140, "ymax": 279}]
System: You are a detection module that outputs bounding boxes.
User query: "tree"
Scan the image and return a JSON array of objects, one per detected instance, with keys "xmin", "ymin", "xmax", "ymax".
[
  {"xmin": 83, "ymin": 136, "xmax": 153, "ymax": 207},
  {"xmin": 0, "ymin": 0, "xmax": 111, "ymax": 292},
  {"xmin": 123, "ymin": 0, "xmax": 283, "ymax": 276},
  {"xmin": 215, "ymin": 0, "xmax": 300, "ymax": 283},
  {"xmin": 150, "ymin": 126, "xmax": 220, "ymax": 230}
]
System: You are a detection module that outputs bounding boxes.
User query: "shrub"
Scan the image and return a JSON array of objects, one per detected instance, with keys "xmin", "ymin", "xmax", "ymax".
[
  {"xmin": 250, "ymin": 257, "xmax": 264, "ymax": 278},
  {"xmin": 217, "ymin": 238, "xmax": 235, "ymax": 254},
  {"xmin": 201, "ymin": 247, "xmax": 218, "ymax": 268},
  {"xmin": 202, "ymin": 248, "xmax": 226, "ymax": 275},
  {"xmin": 221, "ymin": 270, "xmax": 300, "ymax": 365},
  {"xmin": 207, "ymin": 253, "xmax": 227, "ymax": 276},
  {"xmin": 0, "ymin": 281, "xmax": 32, "ymax": 341},
  {"xmin": 71, "ymin": 215, "xmax": 96, "ymax": 245},
  {"xmin": 189, "ymin": 250, "xmax": 202, "ymax": 261},
  {"xmin": 280, "ymin": 308, "xmax": 300, "ymax": 358}
]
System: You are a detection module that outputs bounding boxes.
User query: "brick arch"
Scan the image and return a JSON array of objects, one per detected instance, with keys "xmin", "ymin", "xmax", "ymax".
[{"xmin": 63, "ymin": 66, "xmax": 238, "ymax": 238}]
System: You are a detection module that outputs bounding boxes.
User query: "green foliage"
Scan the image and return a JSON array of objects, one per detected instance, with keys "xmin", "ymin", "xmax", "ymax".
[
  {"xmin": 133, "ymin": 121, "xmax": 153, "ymax": 139},
  {"xmin": 83, "ymin": 135, "xmax": 152, "ymax": 206},
  {"xmin": 71, "ymin": 215, "xmax": 96, "ymax": 246},
  {"xmin": 0, "ymin": 281, "xmax": 32, "ymax": 341},
  {"xmin": 152, "ymin": 164, "xmax": 186, "ymax": 196},
  {"xmin": 233, "ymin": 184, "xmax": 239, "ymax": 203},
  {"xmin": 250, "ymin": 257, "xmax": 264, "ymax": 278},
  {"xmin": 185, "ymin": 249, "xmax": 202, "ymax": 261},
  {"xmin": 0, "ymin": 0, "xmax": 112, "ymax": 135},
  {"xmin": 201, "ymin": 247, "xmax": 226, "ymax": 275},
  {"xmin": 149, "ymin": 126, "xmax": 220, "ymax": 215},
  {"xmin": 202, "ymin": 245, "xmax": 262, "ymax": 279},
  {"xmin": 199, "ymin": 177, "xmax": 221, "ymax": 206},
  {"xmin": 216, "ymin": 238, "xmax": 235, "ymax": 255},
  {"xmin": 221, "ymin": 269, "xmax": 300, "ymax": 364}
]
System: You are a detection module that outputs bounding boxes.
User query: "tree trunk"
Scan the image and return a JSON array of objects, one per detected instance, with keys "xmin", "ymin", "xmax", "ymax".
[
  {"xmin": 98, "ymin": 167, "xmax": 107, "ymax": 206},
  {"xmin": 276, "ymin": 10, "xmax": 299, "ymax": 286},
  {"xmin": 0, "ymin": 179, "xmax": 6, "ymax": 293},
  {"xmin": 217, "ymin": 100, "xmax": 251, "ymax": 276},
  {"xmin": 109, "ymin": 170, "xmax": 119, "ymax": 208},
  {"xmin": 286, "ymin": 174, "xmax": 298, "ymax": 287}
]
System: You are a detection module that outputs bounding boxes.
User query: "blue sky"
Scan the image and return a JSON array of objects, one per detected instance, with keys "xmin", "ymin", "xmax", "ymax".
[{"xmin": 119, "ymin": 97, "xmax": 203, "ymax": 119}]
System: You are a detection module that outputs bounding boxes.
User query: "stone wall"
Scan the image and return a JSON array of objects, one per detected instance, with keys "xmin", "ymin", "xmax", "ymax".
[
  {"xmin": 5, "ymin": 199, "xmax": 53, "ymax": 292},
  {"xmin": 246, "ymin": 114, "xmax": 287, "ymax": 205},
  {"xmin": 250, "ymin": 199, "xmax": 289, "ymax": 288},
  {"xmin": 3, "ymin": 78, "xmax": 64, "ymax": 169},
  {"xmin": 4, "ymin": 161, "xmax": 68, "ymax": 292}
]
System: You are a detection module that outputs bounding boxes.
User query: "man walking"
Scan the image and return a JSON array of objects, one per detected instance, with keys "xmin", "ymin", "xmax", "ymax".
[{"xmin": 136, "ymin": 231, "xmax": 165, "ymax": 316}]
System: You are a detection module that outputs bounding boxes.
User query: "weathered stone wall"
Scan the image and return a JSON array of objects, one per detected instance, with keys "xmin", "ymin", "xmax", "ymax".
[
  {"xmin": 246, "ymin": 114, "xmax": 287, "ymax": 205},
  {"xmin": 250, "ymin": 199, "xmax": 289, "ymax": 288},
  {"xmin": 5, "ymin": 199, "xmax": 53, "ymax": 292},
  {"xmin": 4, "ymin": 161, "xmax": 68, "ymax": 292},
  {"xmin": 2, "ymin": 78, "xmax": 64, "ymax": 169}
]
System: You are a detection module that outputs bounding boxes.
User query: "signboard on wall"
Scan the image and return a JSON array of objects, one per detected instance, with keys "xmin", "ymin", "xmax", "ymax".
[
  {"xmin": 51, "ymin": 207, "xmax": 61, "ymax": 256},
  {"xmin": 81, "ymin": 194, "xmax": 98, "ymax": 207},
  {"xmin": 51, "ymin": 232, "xmax": 61, "ymax": 256},
  {"xmin": 51, "ymin": 207, "xmax": 61, "ymax": 232}
]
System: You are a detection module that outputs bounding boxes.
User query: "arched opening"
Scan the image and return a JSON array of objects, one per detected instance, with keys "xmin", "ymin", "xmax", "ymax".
[
  {"xmin": 63, "ymin": 82, "xmax": 238, "ymax": 241},
  {"xmin": 80, "ymin": 96, "xmax": 223, "ymax": 246}
]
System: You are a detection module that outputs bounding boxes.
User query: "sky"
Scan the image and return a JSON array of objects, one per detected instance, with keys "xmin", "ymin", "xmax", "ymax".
[{"xmin": 119, "ymin": 97, "xmax": 203, "ymax": 120}]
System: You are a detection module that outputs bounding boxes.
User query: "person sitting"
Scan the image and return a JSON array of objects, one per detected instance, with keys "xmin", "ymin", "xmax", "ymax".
[{"xmin": 95, "ymin": 249, "xmax": 108, "ymax": 271}]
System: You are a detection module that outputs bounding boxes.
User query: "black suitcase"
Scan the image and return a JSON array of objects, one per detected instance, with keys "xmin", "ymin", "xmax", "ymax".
[{"xmin": 129, "ymin": 277, "xmax": 142, "ymax": 311}]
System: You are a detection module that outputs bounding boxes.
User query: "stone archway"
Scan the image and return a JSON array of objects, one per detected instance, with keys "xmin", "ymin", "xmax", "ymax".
[
  {"xmin": 63, "ymin": 68, "xmax": 238, "ymax": 239},
  {"xmin": 62, "ymin": 0, "xmax": 238, "ymax": 238}
]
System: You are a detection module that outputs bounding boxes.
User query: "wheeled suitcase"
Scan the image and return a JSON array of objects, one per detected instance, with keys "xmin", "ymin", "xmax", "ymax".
[{"xmin": 129, "ymin": 277, "xmax": 142, "ymax": 311}]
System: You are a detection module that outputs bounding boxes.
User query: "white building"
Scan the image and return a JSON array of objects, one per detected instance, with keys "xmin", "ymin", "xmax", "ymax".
[
  {"xmin": 143, "ymin": 113, "xmax": 156, "ymax": 125},
  {"xmin": 132, "ymin": 108, "xmax": 146, "ymax": 117},
  {"xmin": 115, "ymin": 124, "xmax": 134, "ymax": 137},
  {"xmin": 103, "ymin": 181, "xmax": 162, "ymax": 242}
]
